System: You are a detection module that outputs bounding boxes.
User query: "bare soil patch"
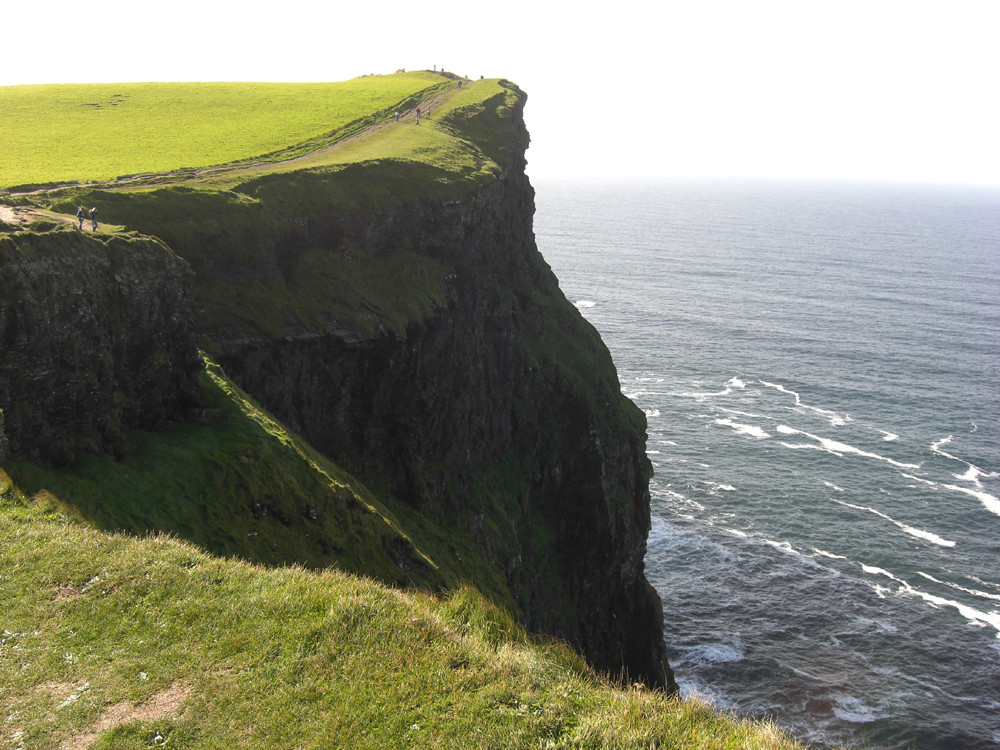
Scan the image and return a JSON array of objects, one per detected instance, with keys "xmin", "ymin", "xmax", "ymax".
[{"xmin": 60, "ymin": 681, "xmax": 193, "ymax": 750}]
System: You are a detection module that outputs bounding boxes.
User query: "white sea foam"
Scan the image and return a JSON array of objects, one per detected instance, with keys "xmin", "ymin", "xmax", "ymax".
[
  {"xmin": 726, "ymin": 376, "xmax": 746, "ymax": 389},
  {"xmin": 812, "ymin": 548, "xmax": 849, "ymax": 561},
  {"xmin": 822, "ymin": 480, "xmax": 845, "ymax": 492},
  {"xmin": 718, "ymin": 406, "xmax": 769, "ymax": 420},
  {"xmin": 906, "ymin": 587, "xmax": 1000, "ymax": 636},
  {"xmin": 878, "ymin": 430, "xmax": 900, "ymax": 442},
  {"xmin": 677, "ymin": 642, "xmax": 744, "ymax": 666},
  {"xmin": 776, "ymin": 425, "xmax": 921, "ymax": 469},
  {"xmin": 943, "ymin": 484, "xmax": 1000, "ymax": 518},
  {"xmin": 863, "ymin": 565, "xmax": 1000, "ymax": 635},
  {"xmin": 900, "ymin": 472, "xmax": 938, "ymax": 487},
  {"xmin": 644, "ymin": 408, "xmax": 661, "ymax": 418},
  {"xmin": 833, "ymin": 499, "xmax": 955, "ymax": 547},
  {"xmin": 862, "ymin": 564, "xmax": 905, "ymax": 583},
  {"xmin": 759, "ymin": 378, "xmax": 851, "ymax": 426},
  {"xmin": 702, "ymin": 481, "xmax": 736, "ymax": 494},
  {"xmin": 574, "ymin": 299, "xmax": 596, "ymax": 308},
  {"xmin": 917, "ymin": 572, "xmax": 1000, "ymax": 602},
  {"xmin": 832, "ymin": 694, "xmax": 885, "ymax": 723},
  {"xmin": 714, "ymin": 418, "xmax": 770, "ymax": 439}
]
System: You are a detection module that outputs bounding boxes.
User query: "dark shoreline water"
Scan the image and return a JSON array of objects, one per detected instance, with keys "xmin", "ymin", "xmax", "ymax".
[{"xmin": 533, "ymin": 179, "xmax": 1000, "ymax": 749}]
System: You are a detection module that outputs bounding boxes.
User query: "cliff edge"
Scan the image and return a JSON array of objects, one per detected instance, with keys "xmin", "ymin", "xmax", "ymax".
[{"xmin": 1, "ymin": 76, "xmax": 675, "ymax": 690}]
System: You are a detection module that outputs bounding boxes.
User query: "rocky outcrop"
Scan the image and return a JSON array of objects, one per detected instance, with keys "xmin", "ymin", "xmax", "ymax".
[
  {"xmin": 0, "ymin": 231, "xmax": 202, "ymax": 465},
  {"xmin": 162, "ymin": 95, "xmax": 675, "ymax": 690}
]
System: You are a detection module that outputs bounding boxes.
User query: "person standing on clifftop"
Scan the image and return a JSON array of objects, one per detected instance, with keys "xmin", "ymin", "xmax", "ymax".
[
  {"xmin": 89, "ymin": 207, "xmax": 98, "ymax": 231},
  {"xmin": 76, "ymin": 206, "xmax": 85, "ymax": 230}
]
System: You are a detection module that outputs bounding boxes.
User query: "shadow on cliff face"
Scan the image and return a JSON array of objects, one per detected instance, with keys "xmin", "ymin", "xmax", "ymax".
[{"xmin": 4, "ymin": 360, "xmax": 449, "ymax": 591}]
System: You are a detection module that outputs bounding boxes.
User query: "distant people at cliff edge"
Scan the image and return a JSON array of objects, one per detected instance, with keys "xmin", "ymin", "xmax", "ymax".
[
  {"xmin": 76, "ymin": 206, "xmax": 85, "ymax": 230},
  {"xmin": 89, "ymin": 207, "xmax": 98, "ymax": 231}
]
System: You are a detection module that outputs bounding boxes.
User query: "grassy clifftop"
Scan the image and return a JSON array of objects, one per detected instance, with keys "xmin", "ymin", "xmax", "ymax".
[{"xmin": 0, "ymin": 72, "xmax": 514, "ymax": 194}]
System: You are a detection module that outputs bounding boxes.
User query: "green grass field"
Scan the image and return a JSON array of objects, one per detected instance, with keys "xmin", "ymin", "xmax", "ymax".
[
  {"xmin": 0, "ymin": 72, "xmax": 446, "ymax": 188},
  {"xmin": 0, "ymin": 464, "xmax": 808, "ymax": 750}
]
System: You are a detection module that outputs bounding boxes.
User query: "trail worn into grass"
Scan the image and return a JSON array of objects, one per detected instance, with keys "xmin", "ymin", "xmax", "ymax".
[
  {"xmin": 2, "ymin": 83, "xmax": 464, "ymax": 201},
  {"xmin": 59, "ymin": 681, "xmax": 192, "ymax": 750}
]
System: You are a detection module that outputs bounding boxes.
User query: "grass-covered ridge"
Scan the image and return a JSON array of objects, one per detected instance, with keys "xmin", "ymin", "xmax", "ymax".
[
  {"xmin": 0, "ymin": 466, "xmax": 807, "ymax": 750},
  {"xmin": 0, "ymin": 73, "xmax": 446, "ymax": 188}
]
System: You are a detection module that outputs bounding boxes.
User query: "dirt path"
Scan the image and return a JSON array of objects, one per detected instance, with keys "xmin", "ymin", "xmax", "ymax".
[{"xmin": 3, "ymin": 84, "xmax": 464, "ymax": 201}]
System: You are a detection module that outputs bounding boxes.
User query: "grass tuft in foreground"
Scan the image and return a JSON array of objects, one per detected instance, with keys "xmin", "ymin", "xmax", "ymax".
[{"xmin": 0, "ymin": 468, "xmax": 808, "ymax": 750}]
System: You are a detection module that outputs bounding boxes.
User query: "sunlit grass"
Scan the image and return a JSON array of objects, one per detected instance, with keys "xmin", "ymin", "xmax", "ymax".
[
  {"xmin": 0, "ymin": 73, "xmax": 443, "ymax": 188},
  {"xmin": 0, "ymin": 466, "xmax": 811, "ymax": 750}
]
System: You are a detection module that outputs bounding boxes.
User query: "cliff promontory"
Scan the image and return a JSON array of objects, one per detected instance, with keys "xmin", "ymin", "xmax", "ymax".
[{"xmin": 1, "ymin": 75, "xmax": 675, "ymax": 691}]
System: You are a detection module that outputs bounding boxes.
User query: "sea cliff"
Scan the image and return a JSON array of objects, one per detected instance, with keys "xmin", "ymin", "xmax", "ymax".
[{"xmin": 0, "ymin": 80, "xmax": 675, "ymax": 690}]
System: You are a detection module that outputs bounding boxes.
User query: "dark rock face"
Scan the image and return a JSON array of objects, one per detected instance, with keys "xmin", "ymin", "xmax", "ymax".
[
  {"xmin": 0, "ymin": 232, "xmax": 202, "ymax": 465},
  {"xmin": 204, "ymin": 109, "xmax": 676, "ymax": 690},
  {"xmin": 0, "ymin": 89, "xmax": 676, "ymax": 690}
]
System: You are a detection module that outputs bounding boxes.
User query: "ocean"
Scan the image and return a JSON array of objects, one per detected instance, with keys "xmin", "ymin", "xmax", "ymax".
[{"xmin": 532, "ymin": 179, "xmax": 1000, "ymax": 750}]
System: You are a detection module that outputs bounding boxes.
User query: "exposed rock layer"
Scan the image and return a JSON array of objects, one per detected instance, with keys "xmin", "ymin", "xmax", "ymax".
[{"xmin": 0, "ymin": 231, "xmax": 202, "ymax": 464}]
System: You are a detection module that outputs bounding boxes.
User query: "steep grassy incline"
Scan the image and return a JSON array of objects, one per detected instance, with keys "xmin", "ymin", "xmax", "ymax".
[{"xmin": 0, "ymin": 468, "xmax": 806, "ymax": 750}]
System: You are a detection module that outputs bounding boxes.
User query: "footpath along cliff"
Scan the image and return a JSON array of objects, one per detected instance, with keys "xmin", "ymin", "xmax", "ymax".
[{"xmin": 0, "ymin": 79, "xmax": 676, "ymax": 690}]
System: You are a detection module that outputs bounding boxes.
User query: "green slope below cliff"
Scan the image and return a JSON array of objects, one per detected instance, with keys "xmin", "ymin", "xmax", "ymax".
[{"xmin": 0, "ymin": 466, "xmax": 805, "ymax": 750}]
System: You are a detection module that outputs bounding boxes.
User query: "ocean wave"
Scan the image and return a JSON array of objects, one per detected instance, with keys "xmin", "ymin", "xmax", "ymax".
[
  {"xmin": 943, "ymin": 483, "xmax": 1000, "ymax": 518},
  {"xmin": 833, "ymin": 499, "xmax": 955, "ymax": 548},
  {"xmin": 758, "ymin": 378, "xmax": 851, "ymax": 427},
  {"xmin": 776, "ymin": 425, "xmax": 921, "ymax": 469},
  {"xmin": 933, "ymin": 437, "xmax": 1000, "ymax": 485},
  {"xmin": 704, "ymin": 482, "xmax": 736, "ymax": 492},
  {"xmin": 831, "ymin": 694, "xmax": 886, "ymax": 724},
  {"xmin": 878, "ymin": 430, "xmax": 900, "ymax": 442},
  {"xmin": 674, "ymin": 641, "xmax": 745, "ymax": 666},
  {"xmin": 714, "ymin": 417, "xmax": 770, "ymax": 439},
  {"xmin": 644, "ymin": 408, "xmax": 661, "ymax": 417},
  {"xmin": 917, "ymin": 572, "xmax": 1000, "ymax": 603},
  {"xmin": 862, "ymin": 564, "xmax": 1000, "ymax": 635},
  {"xmin": 812, "ymin": 547, "xmax": 849, "ymax": 561},
  {"xmin": 574, "ymin": 299, "xmax": 596, "ymax": 308}
]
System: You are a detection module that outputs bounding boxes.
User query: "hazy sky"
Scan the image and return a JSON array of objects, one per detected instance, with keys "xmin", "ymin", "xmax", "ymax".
[{"xmin": 4, "ymin": 0, "xmax": 998, "ymax": 185}]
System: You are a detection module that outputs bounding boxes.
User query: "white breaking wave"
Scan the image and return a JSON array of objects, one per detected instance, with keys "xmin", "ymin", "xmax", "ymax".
[
  {"xmin": 776, "ymin": 425, "xmax": 921, "ymax": 469},
  {"xmin": 878, "ymin": 430, "xmax": 900, "ymax": 442},
  {"xmin": 822, "ymin": 480, "xmax": 845, "ymax": 492},
  {"xmin": 832, "ymin": 694, "xmax": 887, "ymax": 724},
  {"xmin": 833, "ymin": 499, "xmax": 955, "ymax": 548},
  {"xmin": 944, "ymin": 483, "xmax": 1000, "ymax": 518},
  {"xmin": 918, "ymin": 572, "xmax": 1000, "ymax": 603},
  {"xmin": 703, "ymin": 481, "xmax": 736, "ymax": 493},
  {"xmin": 644, "ymin": 408, "xmax": 661, "ymax": 418},
  {"xmin": 812, "ymin": 547, "xmax": 849, "ymax": 561},
  {"xmin": 863, "ymin": 565, "xmax": 1000, "ymax": 636},
  {"xmin": 574, "ymin": 299, "xmax": 596, "ymax": 308},
  {"xmin": 759, "ymin": 378, "xmax": 851, "ymax": 426},
  {"xmin": 714, "ymin": 418, "xmax": 770, "ymax": 439},
  {"xmin": 932, "ymin": 437, "xmax": 999, "ymax": 486},
  {"xmin": 900, "ymin": 472, "xmax": 938, "ymax": 487}
]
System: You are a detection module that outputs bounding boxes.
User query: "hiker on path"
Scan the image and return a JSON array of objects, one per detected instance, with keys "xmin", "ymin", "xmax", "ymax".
[
  {"xmin": 89, "ymin": 207, "xmax": 98, "ymax": 231},
  {"xmin": 76, "ymin": 206, "xmax": 85, "ymax": 230}
]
